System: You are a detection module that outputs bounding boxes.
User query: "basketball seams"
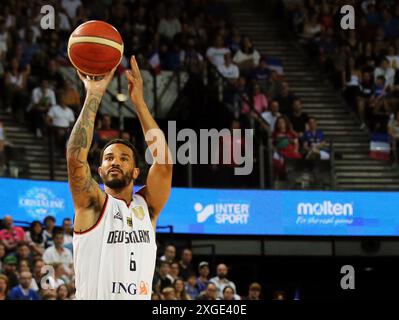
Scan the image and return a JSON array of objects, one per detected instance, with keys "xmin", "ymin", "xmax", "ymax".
[
  {"xmin": 71, "ymin": 33, "xmax": 123, "ymax": 46},
  {"xmin": 69, "ymin": 43, "xmax": 121, "ymax": 63}
]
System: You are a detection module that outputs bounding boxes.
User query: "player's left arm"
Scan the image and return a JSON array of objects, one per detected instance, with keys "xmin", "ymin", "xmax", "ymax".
[{"xmin": 125, "ymin": 55, "xmax": 173, "ymax": 224}]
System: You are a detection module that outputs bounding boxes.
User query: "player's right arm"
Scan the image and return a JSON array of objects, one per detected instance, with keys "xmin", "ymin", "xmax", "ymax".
[{"xmin": 67, "ymin": 69, "xmax": 116, "ymax": 232}]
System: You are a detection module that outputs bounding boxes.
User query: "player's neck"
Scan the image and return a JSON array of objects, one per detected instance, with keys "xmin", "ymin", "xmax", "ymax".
[{"xmin": 105, "ymin": 183, "xmax": 134, "ymax": 206}]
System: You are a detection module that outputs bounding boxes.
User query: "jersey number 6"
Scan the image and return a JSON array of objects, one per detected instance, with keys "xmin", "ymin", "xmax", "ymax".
[{"xmin": 130, "ymin": 252, "xmax": 136, "ymax": 271}]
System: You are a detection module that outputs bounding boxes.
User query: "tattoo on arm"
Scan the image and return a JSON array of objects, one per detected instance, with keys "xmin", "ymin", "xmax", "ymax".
[{"xmin": 67, "ymin": 93, "xmax": 102, "ymax": 201}]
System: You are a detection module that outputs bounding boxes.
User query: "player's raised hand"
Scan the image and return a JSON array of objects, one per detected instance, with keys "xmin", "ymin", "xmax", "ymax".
[
  {"xmin": 125, "ymin": 55, "xmax": 144, "ymax": 107},
  {"xmin": 77, "ymin": 66, "xmax": 117, "ymax": 97}
]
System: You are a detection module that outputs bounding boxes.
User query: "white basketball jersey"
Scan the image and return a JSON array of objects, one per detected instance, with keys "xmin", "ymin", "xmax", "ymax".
[{"xmin": 73, "ymin": 193, "xmax": 157, "ymax": 300}]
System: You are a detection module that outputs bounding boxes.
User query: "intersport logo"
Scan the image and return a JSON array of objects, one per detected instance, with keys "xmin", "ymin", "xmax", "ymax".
[
  {"xmin": 194, "ymin": 202, "xmax": 250, "ymax": 224},
  {"xmin": 297, "ymin": 201, "xmax": 354, "ymax": 216}
]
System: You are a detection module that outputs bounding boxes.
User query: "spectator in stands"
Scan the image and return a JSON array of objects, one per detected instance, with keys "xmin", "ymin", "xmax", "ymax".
[
  {"xmin": 67, "ymin": 279, "xmax": 76, "ymax": 299},
  {"xmin": 97, "ymin": 114, "xmax": 120, "ymax": 147},
  {"xmin": 301, "ymin": 13, "xmax": 322, "ymax": 41},
  {"xmin": 374, "ymin": 58, "xmax": 396, "ymax": 90},
  {"xmin": 222, "ymin": 285, "xmax": 236, "ymax": 300},
  {"xmin": 174, "ymin": 278, "xmax": 191, "ymax": 300},
  {"xmin": 303, "ymin": 117, "xmax": 330, "ymax": 160},
  {"xmin": 46, "ymin": 94, "xmax": 75, "ymax": 154},
  {"xmin": 0, "ymin": 215, "xmax": 25, "ymax": 252},
  {"xmin": 161, "ymin": 286, "xmax": 176, "ymax": 300},
  {"xmin": 44, "ymin": 59, "xmax": 65, "ymax": 91},
  {"xmin": 157, "ymin": 9, "xmax": 182, "ymax": 41},
  {"xmin": 17, "ymin": 259, "xmax": 30, "ymax": 276},
  {"xmin": 275, "ymin": 81, "xmax": 296, "ymax": 115},
  {"xmin": 243, "ymin": 282, "xmax": 262, "ymax": 300},
  {"xmin": 25, "ymin": 221, "xmax": 45, "ymax": 256},
  {"xmin": 180, "ymin": 37, "xmax": 204, "ymax": 76},
  {"xmin": 62, "ymin": 218, "xmax": 73, "ymax": 248},
  {"xmin": 16, "ymin": 243, "xmax": 32, "ymax": 265},
  {"xmin": 0, "ymin": 274, "xmax": 8, "ymax": 300},
  {"xmin": 343, "ymin": 56, "xmax": 363, "ymax": 109},
  {"xmin": 185, "ymin": 273, "xmax": 201, "ymax": 299},
  {"xmin": 209, "ymin": 263, "xmax": 237, "ymax": 299},
  {"xmin": 48, "ymin": 263, "xmax": 67, "ymax": 289},
  {"xmin": 388, "ymin": 109, "xmax": 399, "ymax": 139},
  {"xmin": 160, "ymin": 244, "xmax": 176, "ymax": 264},
  {"xmin": 31, "ymin": 258, "xmax": 45, "ymax": 292},
  {"xmin": 153, "ymin": 261, "xmax": 173, "ymax": 293},
  {"xmin": 357, "ymin": 71, "xmax": 375, "ymax": 129},
  {"xmin": 318, "ymin": 28, "xmax": 337, "ymax": 73},
  {"xmin": 370, "ymin": 75, "xmax": 390, "ymax": 132},
  {"xmin": 273, "ymin": 116, "xmax": 302, "ymax": 160},
  {"xmin": 0, "ymin": 19, "xmax": 10, "ymax": 59},
  {"xmin": 62, "ymin": 0, "xmax": 83, "ymax": 20},
  {"xmin": 388, "ymin": 109, "xmax": 399, "ymax": 160},
  {"xmin": 3, "ymin": 58, "xmax": 30, "ymax": 117},
  {"xmin": 289, "ymin": 98, "xmax": 309, "ymax": 137},
  {"xmin": 2, "ymin": 255, "xmax": 18, "ymax": 289},
  {"xmin": 206, "ymin": 35, "xmax": 231, "ymax": 68},
  {"xmin": 43, "ymin": 216, "xmax": 55, "ymax": 249},
  {"xmin": 249, "ymin": 57, "xmax": 272, "ymax": 93},
  {"xmin": 0, "ymin": 243, "xmax": 5, "ymax": 272},
  {"xmin": 217, "ymin": 52, "xmax": 239, "ymax": 81},
  {"xmin": 8, "ymin": 271, "xmax": 40, "ymax": 300},
  {"xmin": 273, "ymin": 290, "xmax": 287, "ymax": 300},
  {"xmin": 242, "ymin": 83, "xmax": 268, "ymax": 115},
  {"xmin": 267, "ymin": 70, "xmax": 284, "ymax": 99},
  {"xmin": 170, "ymin": 262, "xmax": 180, "ymax": 283},
  {"xmin": 196, "ymin": 282, "xmax": 217, "ymax": 300},
  {"xmin": 227, "ymin": 27, "xmax": 241, "ymax": 55},
  {"xmin": 224, "ymin": 76, "xmax": 249, "ymax": 119},
  {"xmin": 59, "ymin": 80, "xmax": 81, "ymax": 116},
  {"xmin": 233, "ymin": 36, "xmax": 261, "ymax": 74},
  {"xmin": 43, "ymin": 229, "xmax": 73, "ymax": 276},
  {"xmin": 261, "ymin": 100, "xmax": 281, "ymax": 131},
  {"xmin": 56, "ymin": 283, "xmax": 70, "ymax": 300},
  {"xmin": 197, "ymin": 261, "xmax": 210, "ymax": 292},
  {"xmin": 29, "ymin": 79, "xmax": 57, "ymax": 137},
  {"xmin": 41, "ymin": 289, "xmax": 57, "ymax": 300},
  {"xmin": 178, "ymin": 248, "xmax": 194, "ymax": 281},
  {"xmin": 0, "ymin": 122, "xmax": 6, "ymax": 175}
]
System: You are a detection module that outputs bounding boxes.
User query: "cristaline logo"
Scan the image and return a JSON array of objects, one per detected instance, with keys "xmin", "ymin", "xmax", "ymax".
[{"xmin": 297, "ymin": 201, "xmax": 353, "ymax": 216}]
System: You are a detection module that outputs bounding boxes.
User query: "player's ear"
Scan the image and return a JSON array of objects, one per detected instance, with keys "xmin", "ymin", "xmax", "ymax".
[
  {"xmin": 133, "ymin": 167, "xmax": 140, "ymax": 180},
  {"xmin": 98, "ymin": 166, "xmax": 103, "ymax": 177}
]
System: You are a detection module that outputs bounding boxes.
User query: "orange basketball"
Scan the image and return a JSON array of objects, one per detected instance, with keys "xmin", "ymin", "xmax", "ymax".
[{"xmin": 68, "ymin": 20, "xmax": 124, "ymax": 76}]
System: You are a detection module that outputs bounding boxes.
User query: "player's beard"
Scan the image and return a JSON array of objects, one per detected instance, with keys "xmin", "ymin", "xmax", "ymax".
[{"xmin": 102, "ymin": 169, "xmax": 134, "ymax": 190}]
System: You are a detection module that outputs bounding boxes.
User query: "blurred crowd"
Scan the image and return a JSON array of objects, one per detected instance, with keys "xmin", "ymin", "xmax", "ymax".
[
  {"xmin": 285, "ymin": 0, "xmax": 399, "ymax": 159},
  {"xmin": 0, "ymin": 215, "xmax": 273, "ymax": 300},
  {"xmin": 0, "ymin": 0, "xmax": 332, "ymax": 185}
]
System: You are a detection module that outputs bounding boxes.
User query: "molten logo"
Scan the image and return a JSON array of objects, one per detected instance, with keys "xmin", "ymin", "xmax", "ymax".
[{"xmin": 297, "ymin": 201, "xmax": 353, "ymax": 216}]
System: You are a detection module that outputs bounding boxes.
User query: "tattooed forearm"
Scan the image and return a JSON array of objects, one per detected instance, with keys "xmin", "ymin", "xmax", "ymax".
[
  {"xmin": 67, "ymin": 93, "xmax": 102, "ymax": 198},
  {"xmin": 67, "ymin": 94, "xmax": 100, "ymax": 158}
]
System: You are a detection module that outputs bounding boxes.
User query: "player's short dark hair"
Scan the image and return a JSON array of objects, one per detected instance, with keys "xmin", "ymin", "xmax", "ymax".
[{"xmin": 100, "ymin": 139, "xmax": 139, "ymax": 166}]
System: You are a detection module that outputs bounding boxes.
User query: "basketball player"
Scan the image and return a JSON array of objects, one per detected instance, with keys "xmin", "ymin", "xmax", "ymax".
[{"xmin": 67, "ymin": 56, "xmax": 173, "ymax": 300}]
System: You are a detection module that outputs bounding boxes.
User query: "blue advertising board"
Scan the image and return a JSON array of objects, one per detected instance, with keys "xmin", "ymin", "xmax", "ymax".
[{"xmin": 0, "ymin": 178, "xmax": 398, "ymax": 236}]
